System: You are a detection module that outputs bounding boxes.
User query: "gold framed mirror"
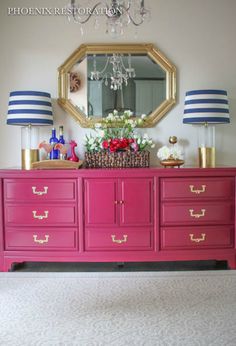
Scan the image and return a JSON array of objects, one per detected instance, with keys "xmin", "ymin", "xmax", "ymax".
[{"xmin": 58, "ymin": 43, "xmax": 176, "ymax": 128}]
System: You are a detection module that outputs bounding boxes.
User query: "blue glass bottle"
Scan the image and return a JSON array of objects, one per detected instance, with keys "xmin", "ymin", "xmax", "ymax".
[
  {"xmin": 49, "ymin": 128, "xmax": 59, "ymax": 159},
  {"xmin": 58, "ymin": 126, "xmax": 66, "ymax": 160},
  {"xmin": 59, "ymin": 126, "xmax": 65, "ymax": 145}
]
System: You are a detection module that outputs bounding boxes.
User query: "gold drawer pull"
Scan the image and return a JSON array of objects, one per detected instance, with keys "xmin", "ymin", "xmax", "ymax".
[
  {"xmin": 32, "ymin": 210, "xmax": 49, "ymax": 220},
  {"xmin": 189, "ymin": 233, "xmax": 206, "ymax": 243},
  {"xmin": 189, "ymin": 209, "xmax": 206, "ymax": 218},
  {"xmin": 189, "ymin": 185, "xmax": 206, "ymax": 194},
  {"xmin": 111, "ymin": 235, "xmax": 128, "ymax": 244},
  {"xmin": 33, "ymin": 234, "xmax": 49, "ymax": 244},
  {"xmin": 32, "ymin": 186, "xmax": 48, "ymax": 195}
]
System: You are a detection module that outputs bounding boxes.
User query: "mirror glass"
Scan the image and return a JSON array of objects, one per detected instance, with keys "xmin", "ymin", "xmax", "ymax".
[{"xmin": 58, "ymin": 44, "xmax": 176, "ymax": 127}]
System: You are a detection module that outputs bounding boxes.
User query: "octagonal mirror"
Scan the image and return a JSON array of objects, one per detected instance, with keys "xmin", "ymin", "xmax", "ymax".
[{"xmin": 58, "ymin": 44, "xmax": 176, "ymax": 127}]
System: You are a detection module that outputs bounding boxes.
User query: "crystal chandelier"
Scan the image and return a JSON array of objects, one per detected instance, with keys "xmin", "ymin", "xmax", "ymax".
[
  {"xmin": 90, "ymin": 54, "xmax": 136, "ymax": 90},
  {"xmin": 67, "ymin": 0, "xmax": 151, "ymax": 37}
]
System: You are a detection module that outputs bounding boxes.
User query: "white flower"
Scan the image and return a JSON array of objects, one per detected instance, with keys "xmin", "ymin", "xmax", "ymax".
[
  {"xmin": 170, "ymin": 146, "xmax": 183, "ymax": 160},
  {"xmin": 99, "ymin": 130, "xmax": 105, "ymax": 138},
  {"xmin": 157, "ymin": 146, "xmax": 171, "ymax": 160},
  {"xmin": 88, "ymin": 138, "xmax": 95, "ymax": 145},
  {"xmin": 124, "ymin": 110, "xmax": 132, "ymax": 117},
  {"xmin": 141, "ymin": 114, "xmax": 147, "ymax": 119}
]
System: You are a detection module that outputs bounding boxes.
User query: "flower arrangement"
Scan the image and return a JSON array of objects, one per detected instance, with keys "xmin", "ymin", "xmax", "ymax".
[
  {"xmin": 157, "ymin": 145, "xmax": 183, "ymax": 161},
  {"xmin": 84, "ymin": 110, "xmax": 155, "ymax": 168},
  {"xmin": 84, "ymin": 110, "xmax": 155, "ymax": 153}
]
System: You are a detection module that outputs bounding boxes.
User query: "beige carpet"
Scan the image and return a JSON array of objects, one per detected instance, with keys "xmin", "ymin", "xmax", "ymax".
[{"xmin": 0, "ymin": 271, "xmax": 236, "ymax": 346}]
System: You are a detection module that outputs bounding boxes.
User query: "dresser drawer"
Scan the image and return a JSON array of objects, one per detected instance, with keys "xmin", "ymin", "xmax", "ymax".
[
  {"xmin": 4, "ymin": 179, "xmax": 77, "ymax": 202},
  {"xmin": 5, "ymin": 205, "xmax": 77, "ymax": 226},
  {"xmin": 85, "ymin": 228, "xmax": 152, "ymax": 251},
  {"xmin": 161, "ymin": 226, "xmax": 233, "ymax": 250},
  {"xmin": 5, "ymin": 229, "xmax": 77, "ymax": 250},
  {"xmin": 161, "ymin": 177, "xmax": 234, "ymax": 200},
  {"xmin": 161, "ymin": 201, "xmax": 234, "ymax": 226}
]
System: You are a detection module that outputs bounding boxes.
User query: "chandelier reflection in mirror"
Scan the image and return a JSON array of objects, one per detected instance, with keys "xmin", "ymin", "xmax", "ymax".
[
  {"xmin": 90, "ymin": 54, "xmax": 136, "ymax": 90},
  {"xmin": 67, "ymin": 0, "xmax": 151, "ymax": 37}
]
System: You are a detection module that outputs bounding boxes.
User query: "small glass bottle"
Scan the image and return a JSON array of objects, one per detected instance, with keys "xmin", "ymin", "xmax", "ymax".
[
  {"xmin": 59, "ymin": 126, "xmax": 65, "ymax": 144},
  {"xmin": 49, "ymin": 128, "xmax": 59, "ymax": 159},
  {"xmin": 58, "ymin": 126, "xmax": 67, "ymax": 160}
]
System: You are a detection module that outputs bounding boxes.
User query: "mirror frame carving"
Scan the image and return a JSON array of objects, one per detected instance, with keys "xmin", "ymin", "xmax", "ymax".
[{"xmin": 58, "ymin": 43, "xmax": 176, "ymax": 128}]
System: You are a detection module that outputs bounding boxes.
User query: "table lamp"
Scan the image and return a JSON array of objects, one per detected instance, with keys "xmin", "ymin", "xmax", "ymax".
[
  {"xmin": 183, "ymin": 89, "xmax": 230, "ymax": 168},
  {"xmin": 7, "ymin": 91, "xmax": 53, "ymax": 169}
]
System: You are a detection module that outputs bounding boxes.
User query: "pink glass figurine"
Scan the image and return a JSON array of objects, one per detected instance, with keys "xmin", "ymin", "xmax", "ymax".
[{"xmin": 67, "ymin": 140, "xmax": 79, "ymax": 162}]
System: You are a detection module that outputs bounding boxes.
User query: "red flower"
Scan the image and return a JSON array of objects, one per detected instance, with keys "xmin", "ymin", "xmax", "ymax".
[{"xmin": 102, "ymin": 140, "xmax": 109, "ymax": 149}]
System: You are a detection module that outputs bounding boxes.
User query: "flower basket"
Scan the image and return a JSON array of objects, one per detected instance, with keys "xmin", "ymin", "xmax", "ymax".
[{"xmin": 85, "ymin": 150, "xmax": 150, "ymax": 168}]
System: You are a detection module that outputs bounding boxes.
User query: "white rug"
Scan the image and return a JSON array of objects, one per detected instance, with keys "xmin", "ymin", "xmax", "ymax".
[{"xmin": 1, "ymin": 271, "xmax": 236, "ymax": 346}]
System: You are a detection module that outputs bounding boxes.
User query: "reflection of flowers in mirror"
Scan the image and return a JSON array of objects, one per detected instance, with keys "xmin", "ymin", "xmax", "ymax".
[
  {"xmin": 157, "ymin": 145, "xmax": 183, "ymax": 161},
  {"xmin": 84, "ymin": 110, "xmax": 155, "ymax": 153}
]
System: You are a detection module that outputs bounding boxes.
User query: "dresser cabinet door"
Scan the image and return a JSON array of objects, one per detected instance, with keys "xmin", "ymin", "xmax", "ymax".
[
  {"xmin": 84, "ymin": 179, "xmax": 118, "ymax": 227},
  {"xmin": 84, "ymin": 178, "xmax": 153, "ymax": 228},
  {"xmin": 119, "ymin": 178, "xmax": 153, "ymax": 227}
]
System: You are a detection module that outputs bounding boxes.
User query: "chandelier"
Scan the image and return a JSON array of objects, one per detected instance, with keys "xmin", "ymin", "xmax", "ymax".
[
  {"xmin": 90, "ymin": 54, "xmax": 136, "ymax": 90},
  {"xmin": 67, "ymin": 0, "xmax": 151, "ymax": 37}
]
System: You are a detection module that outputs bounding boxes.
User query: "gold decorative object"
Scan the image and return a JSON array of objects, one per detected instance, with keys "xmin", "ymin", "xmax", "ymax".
[
  {"xmin": 168, "ymin": 136, "xmax": 177, "ymax": 144},
  {"xmin": 58, "ymin": 43, "xmax": 176, "ymax": 128},
  {"xmin": 160, "ymin": 159, "xmax": 184, "ymax": 168},
  {"xmin": 159, "ymin": 136, "xmax": 184, "ymax": 168}
]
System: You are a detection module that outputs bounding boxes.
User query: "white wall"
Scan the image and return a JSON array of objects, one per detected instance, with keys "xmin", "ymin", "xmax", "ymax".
[{"xmin": 0, "ymin": 0, "xmax": 236, "ymax": 168}]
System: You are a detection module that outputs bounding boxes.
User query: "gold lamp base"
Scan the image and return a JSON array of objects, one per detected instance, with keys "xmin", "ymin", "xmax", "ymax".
[
  {"xmin": 21, "ymin": 149, "xmax": 39, "ymax": 170},
  {"xmin": 198, "ymin": 147, "xmax": 215, "ymax": 168}
]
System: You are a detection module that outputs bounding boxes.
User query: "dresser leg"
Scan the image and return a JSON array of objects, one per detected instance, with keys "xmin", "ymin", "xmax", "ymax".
[
  {"xmin": 3, "ymin": 259, "xmax": 14, "ymax": 272},
  {"xmin": 227, "ymin": 257, "xmax": 236, "ymax": 270}
]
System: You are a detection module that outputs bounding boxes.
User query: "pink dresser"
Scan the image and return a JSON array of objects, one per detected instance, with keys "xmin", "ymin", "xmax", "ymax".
[{"xmin": 0, "ymin": 168, "xmax": 235, "ymax": 271}]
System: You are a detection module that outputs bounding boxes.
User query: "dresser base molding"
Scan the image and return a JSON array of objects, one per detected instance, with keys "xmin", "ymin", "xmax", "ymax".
[
  {"xmin": 2, "ymin": 251, "xmax": 236, "ymax": 272},
  {"xmin": 0, "ymin": 167, "xmax": 236, "ymax": 272}
]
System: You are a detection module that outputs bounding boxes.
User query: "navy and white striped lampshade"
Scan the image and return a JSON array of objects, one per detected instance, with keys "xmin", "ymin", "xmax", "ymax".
[
  {"xmin": 183, "ymin": 89, "xmax": 230, "ymax": 124},
  {"xmin": 7, "ymin": 91, "xmax": 53, "ymax": 125}
]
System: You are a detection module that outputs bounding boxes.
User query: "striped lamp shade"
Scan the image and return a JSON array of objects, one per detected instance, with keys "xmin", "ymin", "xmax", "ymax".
[
  {"xmin": 183, "ymin": 89, "xmax": 230, "ymax": 124},
  {"xmin": 7, "ymin": 91, "xmax": 53, "ymax": 125}
]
